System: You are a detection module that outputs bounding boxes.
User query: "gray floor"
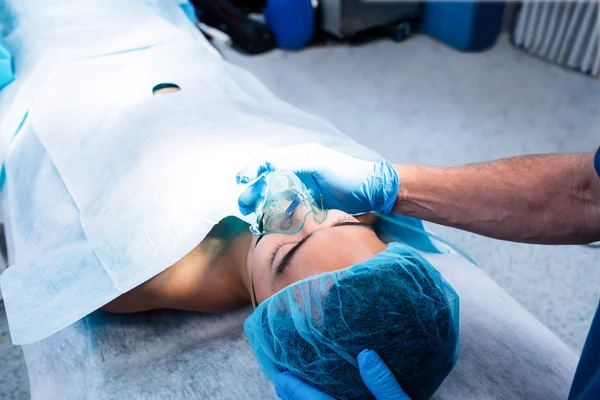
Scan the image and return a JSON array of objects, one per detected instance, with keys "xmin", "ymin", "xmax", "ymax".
[
  {"xmin": 1, "ymin": 33, "xmax": 599, "ymax": 399},
  {"xmin": 0, "ymin": 302, "xmax": 29, "ymax": 400}
]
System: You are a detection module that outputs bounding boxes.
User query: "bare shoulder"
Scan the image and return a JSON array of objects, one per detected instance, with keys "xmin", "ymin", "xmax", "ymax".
[
  {"xmin": 101, "ymin": 217, "xmax": 252, "ymax": 314},
  {"xmin": 100, "ymin": 243, "xmax": 203, "ymax": 313}
]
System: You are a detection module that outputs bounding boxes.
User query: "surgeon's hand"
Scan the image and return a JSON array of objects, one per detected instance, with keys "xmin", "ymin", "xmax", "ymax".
[
  {"xmin": 273, "ymin": 349, "xmax": 411, "ymax": 400},
  {"xmin": 236, "ymin": 143, "xmax": 400, "ymax": 216}
]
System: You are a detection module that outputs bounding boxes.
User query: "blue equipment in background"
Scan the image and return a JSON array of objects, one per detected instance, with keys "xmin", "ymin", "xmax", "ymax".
[
  {"xmin": 265, "ymin": 0, "xmax": 314, "ymax": 51},
  {"xmin": 420, "ymin": 2, "xmax": 505, "ymax": 52},
  {"xmin": 188, "ymin": 0, "xmax": 505, "ymax": 53}
]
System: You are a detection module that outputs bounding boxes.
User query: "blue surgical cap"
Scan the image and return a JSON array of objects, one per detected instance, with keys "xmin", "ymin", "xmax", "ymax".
[{"xmin": 244, "ymin": 243, "xmax": 459, "ymax": 400}]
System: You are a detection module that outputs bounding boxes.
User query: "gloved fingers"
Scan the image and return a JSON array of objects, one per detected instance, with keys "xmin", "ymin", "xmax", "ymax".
[
  {"xmin": 274, "ymin": 372, "xmax": 335, "ymax": 400},
  {"xmin": 236, "ymin": 159, "xmax": 274, "ymax": 184},
  {"xmin": 237, "ymin": 173, "xmax": 267, "ymax": 216},
  {"xmin": 358, "ymin": 350, "xmax": 411, "ymax": 400},
  {"xmin": 235, "ymin": 143, "xmax": 329, "ymax": 184}
]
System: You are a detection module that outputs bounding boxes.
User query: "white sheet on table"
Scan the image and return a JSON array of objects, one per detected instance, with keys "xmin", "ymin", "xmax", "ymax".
[
  {"xmin": 0, "ymin": 38, "xmax": 381, "ymax": 344},
  {"xmin": 0, "ymin": 0, "xmax": 211, "ymax": 169}
]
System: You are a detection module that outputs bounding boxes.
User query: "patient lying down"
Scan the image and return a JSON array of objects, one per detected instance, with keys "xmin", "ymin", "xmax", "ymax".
[{"xmin": 102, "ymin": 207, "xmax": 459, "ymax": 399}]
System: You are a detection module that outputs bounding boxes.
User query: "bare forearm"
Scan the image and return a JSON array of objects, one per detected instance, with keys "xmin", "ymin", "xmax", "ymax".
[{"xmin": 393, "ymin": 153, "xmax": 600, "ymax": 244}]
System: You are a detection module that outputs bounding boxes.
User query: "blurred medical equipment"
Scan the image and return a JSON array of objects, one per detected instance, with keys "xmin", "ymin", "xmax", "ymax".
[
  {"xmin": 236, "ymin": 143, "xmax": 400, "ymax": 216},
  {"xmin": 0, "ymin": 1, "xmax": 580, "ymax": 399},
  {"xmin": 513, "ymin": 1, "xmax": 600, "ymax": 76},
  {"xmin": 191, "ymin": 0, "xmax": 276, "ymax": 54},
  {"xmin": 245, "ymin": 169, "xmax": 327, "ymax": 236},
  {"xmin": 265, "ymin": 0, "xmax": 315, "ymax": 50},
  {"xmin": 420, "ymin": 2, "xmax": 504, "ymax": 52},
  {"xmin": 192, "ymin": 0, "xmax": 316, "ymax": 52},
  {"xmin": 192, "ymin": 0, "xmax": 505, "ymax": 52},
  {"xmin": 0, "ymin": 41, "xmax": 13, "ymax": 90},
  {"xmin": 317, "ymin": 1, "xmax": 503, "ymax": 51},
  {"xmin": 245, "ymin": 242, "xmax": 459, "ymax": 400},
  {"xmin": 318, "ymin": 0, "xmax": 421, "ymax": 39},
  {"xmin": 196, "ymin": 21, "xmax": 233, "ymax": 46}
]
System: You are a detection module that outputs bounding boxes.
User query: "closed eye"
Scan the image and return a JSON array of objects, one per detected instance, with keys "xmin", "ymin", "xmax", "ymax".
[
  {"xmin": 269, "ymin": 241, "xmax": 293, "ymax": 266},
  {"xmin": 273, "ymin": 217, "xmax": 373, "ymax": 276}
]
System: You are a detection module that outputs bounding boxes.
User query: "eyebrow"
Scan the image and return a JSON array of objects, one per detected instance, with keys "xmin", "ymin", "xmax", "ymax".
[{"xmin": 273, "ymin": 221, "xmax": 374, "ymax": 277}]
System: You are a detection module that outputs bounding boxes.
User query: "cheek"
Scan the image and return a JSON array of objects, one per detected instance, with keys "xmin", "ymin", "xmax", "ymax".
[
  {"xmin": 249, "ymin": 245, "xmax": 275, "ymax": 295},
  {"xmin": 272, "ymin": 269, "xmax": 308, "ymax": 293},
  {"xmin": 249, "ymin": 250, "xmax": 266, "ymax": 280},
  {"xmin": 250, "ymin": 242, "xmax": 270, "ymax": 267}
]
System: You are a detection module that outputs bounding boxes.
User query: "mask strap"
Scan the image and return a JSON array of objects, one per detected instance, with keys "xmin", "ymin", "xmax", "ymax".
[
  {"xmin": 251, "ymin": 272, "xmax": 260, "ymax": 307},
  {"xmin": 285, "ymin": 192, "xmax": 308, "ymax": 218}
]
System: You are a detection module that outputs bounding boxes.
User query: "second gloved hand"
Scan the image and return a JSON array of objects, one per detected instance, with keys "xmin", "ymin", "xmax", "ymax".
[
  {"xmin": 236, "ymin": 143, "xmax": 399, "ymax": 215},
  {"xmin": 274, "ymin": 349, "xmax": 411, "ymax": 400}
]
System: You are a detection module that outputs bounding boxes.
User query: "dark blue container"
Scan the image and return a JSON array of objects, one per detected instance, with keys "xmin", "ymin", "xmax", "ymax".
[
  {"xmin": 266, "ymin": 0, "xmax": 315, "ymax": 51},
  {"xmin": 420, "ymin": 1, "xmax": 505, "ymax": 52}
]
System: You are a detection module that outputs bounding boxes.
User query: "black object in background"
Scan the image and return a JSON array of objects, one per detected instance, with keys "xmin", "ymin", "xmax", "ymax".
[
  {"xmin": 229, "ymin": 0, "xmax": 266, "ymax": 13},
  {"xmin": 190, "ymin": 0, "xmax": 275, "ymax": 54}
]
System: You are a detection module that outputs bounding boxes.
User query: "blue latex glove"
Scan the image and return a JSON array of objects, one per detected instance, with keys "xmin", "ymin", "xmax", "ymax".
[
  {"xmin": 274, "ymin": 349, "xmax": 411, "ymax": 400},
  {"xmin": 236, "ymin": 143, "xmax": 399, "ymax": 216}
]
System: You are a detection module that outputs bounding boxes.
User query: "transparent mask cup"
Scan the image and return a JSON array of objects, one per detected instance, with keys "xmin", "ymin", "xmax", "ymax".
[{"xmin": 250, "ymin": 170, "xmax": 328, "ymax": 236}]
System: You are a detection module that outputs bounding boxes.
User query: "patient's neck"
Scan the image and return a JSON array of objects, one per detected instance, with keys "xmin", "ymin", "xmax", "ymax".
[
  {"xmin": 204, "ymin": 216, "xmax": 254, "ymax": 289},
  {"xmin": 101, "ymin": 216, "xmax": 253, "ymax": 314},
  {"xmin": 173, "ymin": 216, "xmax": 253, "ymax": 312},
  {"xmin": 222, "ymin": 219, "xmax": 254, "ymax": 295}
]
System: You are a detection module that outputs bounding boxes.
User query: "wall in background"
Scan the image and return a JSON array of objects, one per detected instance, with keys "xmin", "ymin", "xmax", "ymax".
[{"xmin": 502, "ymin": 2, "xmax": 520, "ymax": 32}]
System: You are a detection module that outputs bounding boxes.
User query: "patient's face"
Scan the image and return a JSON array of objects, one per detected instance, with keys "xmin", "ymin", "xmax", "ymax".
[{"xmin": 247, "ymin": 210, "xmax": 387, "ymax": 305}]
